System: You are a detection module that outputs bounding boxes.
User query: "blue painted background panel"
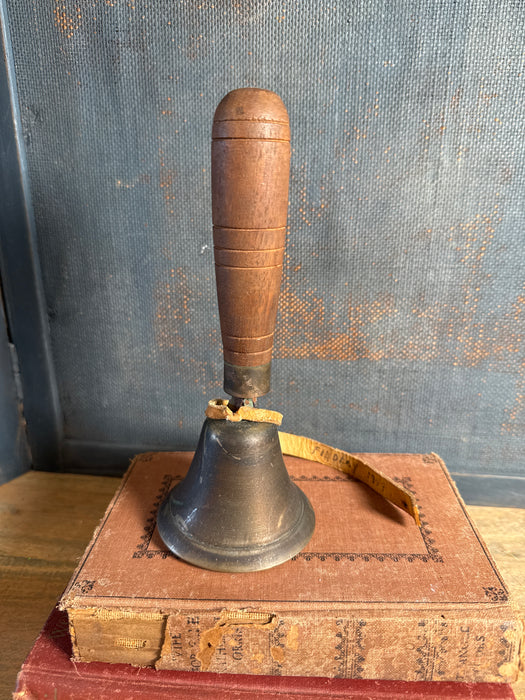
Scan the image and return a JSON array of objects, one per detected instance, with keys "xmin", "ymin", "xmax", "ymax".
[
  {"xmin": 0, "ymin": 302, "xmax": 29, "ymax": 483},
  {"xmin": 2, "ymin": 1, "xmax": 524, "ymax": 480}
]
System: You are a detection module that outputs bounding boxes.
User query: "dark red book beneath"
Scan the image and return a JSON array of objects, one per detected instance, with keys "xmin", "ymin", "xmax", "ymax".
[{"xmin": 14, "ymin": 606, "xmax": 516, "ymax": 699}]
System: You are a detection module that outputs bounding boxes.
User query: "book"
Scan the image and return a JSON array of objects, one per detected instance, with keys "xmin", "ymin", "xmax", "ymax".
[
  {"xmin": 59, "ymin": 450, "xmax": 523, "ymax": 682},
  {"xmin": 14, "ymin": 605, "xmax": 517, "ymax": 699}
]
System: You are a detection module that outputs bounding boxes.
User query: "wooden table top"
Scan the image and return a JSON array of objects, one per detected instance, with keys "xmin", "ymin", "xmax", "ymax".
[{"xmin": 1, "ymin": 469, "xmax": 524, "ymax": 698}]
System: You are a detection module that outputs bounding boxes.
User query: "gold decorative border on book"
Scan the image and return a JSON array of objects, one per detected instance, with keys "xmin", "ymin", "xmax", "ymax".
[
  {"xmin": 133, "ymin": 473, "xmax": 443, "ymax": 564},
  {"xmin": 335, "ymin": 618, "xmax": 366, "ymax": 679},
  {"xmin": 294, "ymin": 475, "xmax": 443, "ymax": 564},
  {"xmin": 133, "ymin": 474, "xmax": 179, "ymax": 559},
  {"xmin": 483, "ymin": 587, "xmax": 508, "ymax": 602},
  {"xmin": 269, "ymin": 620, "xmax": 287, "ymax": 676},
  {"xmin": 70, "ymin": 579, "xmax": 96, "ymax": 595}
]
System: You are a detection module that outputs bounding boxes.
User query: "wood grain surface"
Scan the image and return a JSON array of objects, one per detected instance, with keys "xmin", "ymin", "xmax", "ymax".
[
  {"xmin": 0, "ymin": 471, "xmax": 120, "ymax": 699},
  {"xmin": 1, "ymin": 470, "xmax": 523, "ymax": 698},
  {"xmin": 212, "ymin": 88, "xmax": 290, "ymax": 381}
]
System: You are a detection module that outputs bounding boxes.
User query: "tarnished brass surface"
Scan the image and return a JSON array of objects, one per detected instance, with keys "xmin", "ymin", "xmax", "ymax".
[
  {"xmin": 157, "ymin": 418, "xmax": 315, "ymax": 572},
  {"xmin": 223, "ymin": 361, "xmax": 271, "ymax": 399}
]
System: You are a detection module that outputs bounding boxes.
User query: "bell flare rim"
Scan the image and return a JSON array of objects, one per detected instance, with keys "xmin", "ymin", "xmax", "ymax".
[{"xmin": 156, "ymin": 488, "xmax": 315, "ymax": 573}]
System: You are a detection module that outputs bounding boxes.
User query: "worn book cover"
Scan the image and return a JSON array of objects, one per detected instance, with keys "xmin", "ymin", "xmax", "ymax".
[
  {"xmin": 14, "ymin": 606, "xmax": 517, "ymax": 700},
  {"xmin": 59, "ymin": 451, "xmax": 522, "ymax": 683}
]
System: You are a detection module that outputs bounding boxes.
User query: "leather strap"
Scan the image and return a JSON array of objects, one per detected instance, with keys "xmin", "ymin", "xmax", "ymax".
[{"xmin": 205, "ymin": 399, "xmax": 420, "ymax": 527}]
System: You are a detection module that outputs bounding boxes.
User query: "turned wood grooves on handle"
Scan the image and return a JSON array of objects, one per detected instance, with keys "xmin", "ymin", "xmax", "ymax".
[{"xmin": 211, "ymin": 88, "xmax": 291, "ymax": 398}]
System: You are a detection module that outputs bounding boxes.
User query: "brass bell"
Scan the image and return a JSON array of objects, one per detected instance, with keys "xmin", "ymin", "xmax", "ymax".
[
  {"xmin": 157, "ymin": 418, "xmax": 315, "ymax": 572},
  {"xmin": 157, "ymin": 88, "xmax": 315, "ymax": 571}
]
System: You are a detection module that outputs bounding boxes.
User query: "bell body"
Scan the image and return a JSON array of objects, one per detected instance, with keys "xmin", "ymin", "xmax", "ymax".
[{"xmin": 157, "ymin": 418, "xmax": 315, "ymax": 572}]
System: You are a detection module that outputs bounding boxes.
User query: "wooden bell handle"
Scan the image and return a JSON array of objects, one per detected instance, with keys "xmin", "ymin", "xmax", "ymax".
[{"xmin": 212, "ymin": 88, "xmax": 290, "ymax": 399}]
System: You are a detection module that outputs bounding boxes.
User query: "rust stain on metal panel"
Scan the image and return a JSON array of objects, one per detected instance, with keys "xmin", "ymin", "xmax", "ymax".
[
  {"xmin": 154, "ymin": 267, "xmax": 191, "ymax": 350},
  {"xmin": 450, "ymin": 87, "xmax": 463, "ymax": 111},
  {"xmin": 276, "ymin": 283, "xmax": 398, "ymax": 361},
  {"xmin": 154, "ymin": 263, "xmax": 220, "ymax": 394},
  {"xmin": 158, "ymin": 146, "xmax": 178, "ymax": 216},
  {"xmin": 115, "ymin": 174, "xmax": 151, "ymax": 189},
  {"xmin": 53, "ymin": 1, "xmax": 82, "ymax": 38},
  {"xmin": 184, "ymin": 33, "xmax": 210, "ymax": 61},
  {"xmin": 276, "ymin": 204, "xmax": 523, "ymax": 375}
]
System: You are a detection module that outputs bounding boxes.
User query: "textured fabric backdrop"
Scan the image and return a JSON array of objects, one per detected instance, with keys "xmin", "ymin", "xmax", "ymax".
[{"xmin": 3, "ymin": 1, "xmax": 524, "ymax": 478}]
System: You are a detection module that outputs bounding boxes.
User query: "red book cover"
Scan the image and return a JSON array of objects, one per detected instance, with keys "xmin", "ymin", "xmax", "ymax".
[{"xmin": 14, "ymin": 606, "xmax": 516, "ymax": 699}]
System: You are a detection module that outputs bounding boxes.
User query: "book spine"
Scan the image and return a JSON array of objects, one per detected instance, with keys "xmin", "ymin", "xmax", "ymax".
[
  {"xmin": 69, "ymin": 607, "xmax": 167, "ymax": 666},
  {"xmin": 152, "ymin": 609, "xmax": 521, "ymax": 683}
]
